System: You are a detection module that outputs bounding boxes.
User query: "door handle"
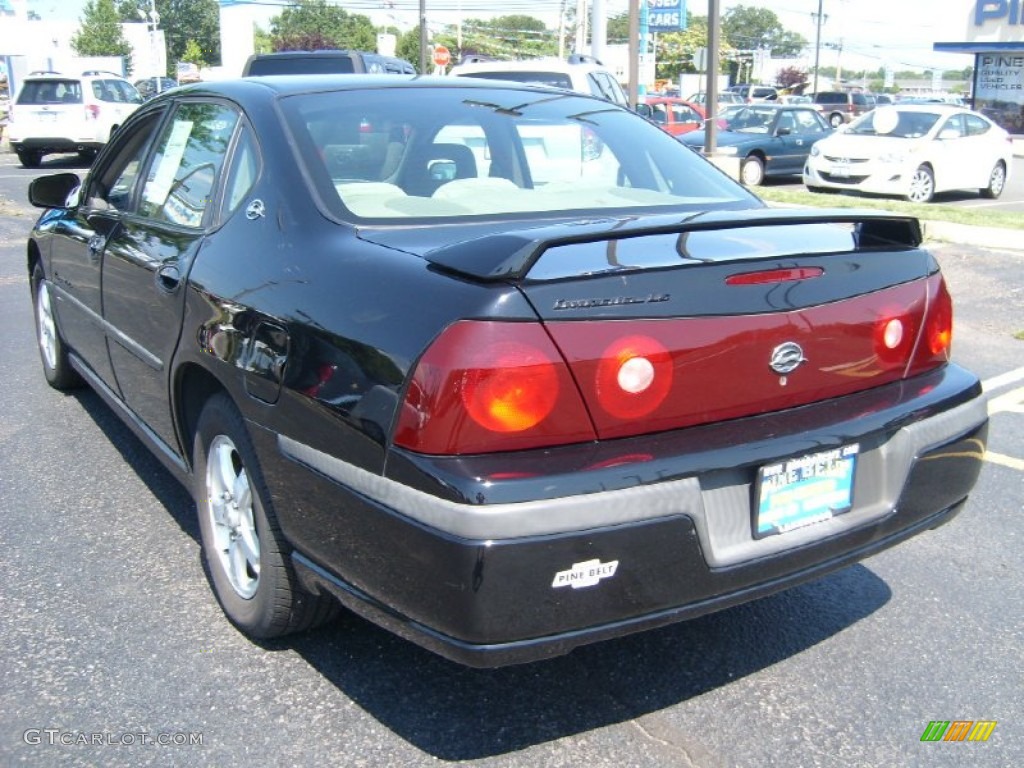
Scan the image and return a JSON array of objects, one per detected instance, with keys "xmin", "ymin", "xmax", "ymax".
[{"xmin": 155, "ymin": 265, "xmax": 181, "ymax": 293}]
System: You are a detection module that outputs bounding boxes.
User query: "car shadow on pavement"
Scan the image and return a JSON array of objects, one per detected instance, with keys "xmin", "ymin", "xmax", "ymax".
[
  {"xmin": 288, "ymin": 557, "xmax": 891, "ymax": 760},
  {"xmin": 71, "ymin": 387, "xmax": 199, "ymax": 542}
]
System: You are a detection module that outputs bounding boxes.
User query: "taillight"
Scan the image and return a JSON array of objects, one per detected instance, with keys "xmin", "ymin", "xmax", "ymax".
[
  {"xmin": 873, "ymin": 308, "xmax": 917, "ymax": 365},
  {"xmin": 594, "ymin": 335, "xmax": 672, "ymax": 419},
  {"xmin": 393, "ymin": 321, "xmax": 595, "ymax": 455},
  {"xmin": 925, "ymin": 276, "xmax": 953, "ymax": 356},
  {"xmin": 85, "ymin": 104, "xmax": 100, "ymax": 120},
  {"xmin": 907, "ymin": 273, "xmax": 953, "ymax": 375}
]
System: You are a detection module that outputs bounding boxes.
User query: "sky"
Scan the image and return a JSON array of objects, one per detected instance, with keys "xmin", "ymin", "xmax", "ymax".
[{"xmin": 32, "ymin": 0, "xmax": 975, "ymax": 72}]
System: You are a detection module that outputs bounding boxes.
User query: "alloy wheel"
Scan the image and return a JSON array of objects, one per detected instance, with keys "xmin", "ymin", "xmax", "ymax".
[
  {"xmin": 36, "ymin": 280, "xmax": 57, "ymax": 371},
  {"xmin": 205, "ymin": 435, "xmax": 260, "ymax": 599}
]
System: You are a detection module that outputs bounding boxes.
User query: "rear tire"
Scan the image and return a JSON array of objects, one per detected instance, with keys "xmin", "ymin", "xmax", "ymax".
[
  {"xmin": 828, "ymin": 113, "xmax": 844, "ymax": 129},
  {"xmin": 30, "ymin": 264, "xmax": 81, "ymax": 390},
  {"xmin": 17, "ymin": 149, "xmax": 42, "ymax": 169},
  {"xmin": 193, "ymin": 394, "xmax": 337, "ymax": 639},
  {"xmin": 980, "ymin": 161, "xmax": 1006, "ymax": 199}
]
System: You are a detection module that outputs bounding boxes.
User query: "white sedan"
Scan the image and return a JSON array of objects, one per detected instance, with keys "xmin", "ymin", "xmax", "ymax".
[{"xmin": 803, "ymin": 104, "xmax": 1013, "ymax": 203}]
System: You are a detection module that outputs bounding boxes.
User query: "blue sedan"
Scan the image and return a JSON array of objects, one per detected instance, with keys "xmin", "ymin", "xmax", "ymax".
[{"xmin": 681, "ymin": 104, "xmax": 832, "ymax": 186}]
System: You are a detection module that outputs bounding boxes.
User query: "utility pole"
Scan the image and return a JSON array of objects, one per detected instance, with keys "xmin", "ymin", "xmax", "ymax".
[
  {"xmin": 705, "ymin": 0, "xmax": 720, "ymax": 155},
  {"xmin": 419, "ymin": 0, "xmax": 427, "ymax": 74},
  {"xmin": 812, "ymin": 0, "xmax": 825, "ymax": 94},
  {"xmin": 627, "ymin": 0, "xmax": 639, "ymax": 105}
]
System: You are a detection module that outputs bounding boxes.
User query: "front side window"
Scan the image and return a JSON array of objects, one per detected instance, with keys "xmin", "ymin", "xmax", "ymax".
[
  {"xmin": 140, "ymin": 102, "xmax": 240, "ymax": 228},
  {"xmin": 794, "ymin": 109, "xmax": 827, "ymax": 133},
  {"xmin": 282, "ymin": 86, "xmax": 754, "ymax": 221},
  {"xmin": 85, "ymin": 111, "xmax": 165, "ymax": 212}
]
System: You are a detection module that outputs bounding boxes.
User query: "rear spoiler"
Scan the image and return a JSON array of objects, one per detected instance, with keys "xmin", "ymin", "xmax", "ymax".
[{"xmin": 422, "ymin": 208, "xmax": 923, "ymax": 282}]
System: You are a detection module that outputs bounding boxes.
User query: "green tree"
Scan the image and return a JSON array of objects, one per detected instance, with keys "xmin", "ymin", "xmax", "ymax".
[
  {"xmin": 395, "ymin": 24, "xmax": 459, "ymax": 73},
  {"xmin": 72, "ymin": 0, "xmax": 133, "ymax": 59},
  {"xmin": 270, "ymin": 0, "xmax": 376, "ymax": 51},
  {"xmin": 118, "ymin": 1, "xmax": 221, "ymax": 73},
  {"xmin": 654, "ymin": 15, "xmax": 735, "ymax": 81},
  {"xmin": 607, "ymin": 12, "xmax": 630, "ymax": 44},
  {"xmin": 181, "ymin": 38, "xmax": 207, "ymax": 70},
  {"xmin": 722, "ymin": 5, "xmax": 806, "ymax": 57}
]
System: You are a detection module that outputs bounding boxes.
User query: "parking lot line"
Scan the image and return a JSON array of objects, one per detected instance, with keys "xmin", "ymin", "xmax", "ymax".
[
  {"xmin": 987, "ymin": 386, "xmax": 1024, "ymax": 416},
  {"xmin": 982, "ymin": 366, "xmax": 1024, "ymax": 393},
  {"xmin": 985, "ymin": 451, "xmax": 1024, "ymax": 471}
]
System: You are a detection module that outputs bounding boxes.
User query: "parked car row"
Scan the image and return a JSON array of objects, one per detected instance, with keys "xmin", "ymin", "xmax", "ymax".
[{"xmin": 674, "ymin": 99, "xmax": 1012, "ymax": 205}]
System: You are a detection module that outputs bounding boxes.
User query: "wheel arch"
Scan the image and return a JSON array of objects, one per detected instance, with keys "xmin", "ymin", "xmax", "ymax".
[
  {"xmin": 175, "ymin": 363, "xmax": 232, "ymax": 470},
  {"xmin": 27, "ymin": 238, "xmax": 42, "ymax": 282}
]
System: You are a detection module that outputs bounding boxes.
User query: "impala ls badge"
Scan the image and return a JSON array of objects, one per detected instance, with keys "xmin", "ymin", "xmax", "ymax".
[{"xmin": 769, "ymin": 342, "xmax": 807, "ymax": 375}]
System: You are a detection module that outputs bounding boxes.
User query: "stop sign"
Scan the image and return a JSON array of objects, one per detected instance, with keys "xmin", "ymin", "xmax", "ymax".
[{"xmin": 432, "ymin": 45, "xmax": 451, "ymax": 68}]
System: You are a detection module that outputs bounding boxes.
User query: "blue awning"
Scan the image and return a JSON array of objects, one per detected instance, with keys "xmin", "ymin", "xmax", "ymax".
[{"xmin": 934, "ymin": 42, "xmax": 1024, "ymax": 54}]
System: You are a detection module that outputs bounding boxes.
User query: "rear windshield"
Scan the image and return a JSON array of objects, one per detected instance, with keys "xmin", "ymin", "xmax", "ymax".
[
  {"xmin": 17, "ymin": 79, "xmax": 82, "ymax": 105},
  {"xmin": 280, "ymin": 85, "xmax": 754, "ymax": 222},
  {"xmin": 457, "ymin": 71, "xmax": 574, "ymax": 90},
  {"xmin": 247, "ymin": 55, "xmax": 356, "ymax": 75}
]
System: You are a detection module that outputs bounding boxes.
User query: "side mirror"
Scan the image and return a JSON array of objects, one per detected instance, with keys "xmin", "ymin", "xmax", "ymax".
[
  {"xmin": 776, "ymin": 126, "xmax": 792, "ymax": 136},
  {"xmin": 28, "ymin": 173, "xmax": 81, "ymax": 210}
]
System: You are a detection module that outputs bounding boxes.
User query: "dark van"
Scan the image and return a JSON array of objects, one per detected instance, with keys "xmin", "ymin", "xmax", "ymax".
[{"xmin": 242, "ymin": 50, "xmax": 416, "ymax": 76}]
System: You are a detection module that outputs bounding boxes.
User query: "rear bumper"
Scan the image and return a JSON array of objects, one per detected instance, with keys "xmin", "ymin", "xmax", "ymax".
[
  {"xmin": 11, "ymin": 138, "xmax": 104, "ymax": 154},
  {"xmin": 270, "ymin": 364, "xmax": 987, "ymax": 667}
]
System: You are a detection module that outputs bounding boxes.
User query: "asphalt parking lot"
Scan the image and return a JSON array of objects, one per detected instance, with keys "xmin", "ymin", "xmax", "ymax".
[{"xmin": 0, "ymin": 148, "xmax": 1022, "ymax": 768}]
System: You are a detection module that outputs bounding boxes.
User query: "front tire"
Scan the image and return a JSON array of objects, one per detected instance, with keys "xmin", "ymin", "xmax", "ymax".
[
  {"xmin": 740, "ymin": 155, "xmax": 765, "ymax": 186},
  {"xmin": 906, "ymin": 165, "xmax": 935, "ymax": 203},
  {"xmin": 980, "ymin": 161, "xmax": 1006, "ymax": 199},
  {"xmin": 31, "ymin": 264, "xmax": 81, "ymax": 390},
  {"xmin": 193, "ymin": 394, "xmax": 336, "ymax": 638}
]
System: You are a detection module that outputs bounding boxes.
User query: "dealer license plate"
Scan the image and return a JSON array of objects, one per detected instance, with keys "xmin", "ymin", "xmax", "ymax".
[
  {"xmin": 830, "ymin": 163, "xmax": 850, "ymax": 178},
  {"xmin": 754, "ymin": 444, "xmax": 859, "ymax": 538}
]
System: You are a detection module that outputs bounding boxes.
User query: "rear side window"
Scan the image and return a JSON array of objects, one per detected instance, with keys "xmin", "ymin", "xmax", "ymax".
[
  {"xmin": 815, "ymin": 92, "xmax": 845, "ymax": 104},
  {"xmin": 852, "ymin": 93, "xmax": 868, "ymax": 106},
  {"xmin": 93, "ymin": 79, "xmax": 139, "ymax": 103},
  {"xmin": 17, "ymin": 79, "xmax": 81, "ymax": 105},
  {"xmin": 588, "ymin": 72, "xmax": 628, "ymax": 106}
]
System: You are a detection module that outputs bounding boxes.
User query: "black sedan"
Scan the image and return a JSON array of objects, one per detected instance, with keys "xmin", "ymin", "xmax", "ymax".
[
  {"xmin": 680, "ymin": 104, "xmax": 832, "ymax": 186},
  {"xmin": 26, "ymin": 76, "xmax": 987, "ymax": 667}
]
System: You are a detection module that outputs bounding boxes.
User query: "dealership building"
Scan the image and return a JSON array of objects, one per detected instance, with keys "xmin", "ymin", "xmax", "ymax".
[{"xmin": 935, "ymin": 1, "xmax": 1024, "ymax": 135}]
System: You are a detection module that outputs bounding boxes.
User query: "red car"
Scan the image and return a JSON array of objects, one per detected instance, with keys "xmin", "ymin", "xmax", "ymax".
[{"xmin": 641, "ymin": 97, "xmax": 706, "ymax": 136}]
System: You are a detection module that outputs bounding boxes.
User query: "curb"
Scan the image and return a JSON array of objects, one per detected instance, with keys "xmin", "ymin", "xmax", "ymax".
[{"xmin": 922, "ymin": 220, "xmax": 1024, "ymax": 252}]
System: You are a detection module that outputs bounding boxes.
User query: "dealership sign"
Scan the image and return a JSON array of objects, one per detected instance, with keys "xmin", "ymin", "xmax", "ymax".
[
  {"xmin": 967, "ymin": 0, "xmax": 1024, "ymax": 41},
  {"xmin": 647, "ymin": 0, "xmax": 687, "ymax": 32}
]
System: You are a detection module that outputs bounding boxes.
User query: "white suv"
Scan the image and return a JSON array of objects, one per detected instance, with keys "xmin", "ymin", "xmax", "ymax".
[
  {"xmin": 450, "ymin": 54, "xmax": 629, "ymax": 108},
  {"xmin": 7, "ymin": 71, "xmax": 143, "ymax": 168}
]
